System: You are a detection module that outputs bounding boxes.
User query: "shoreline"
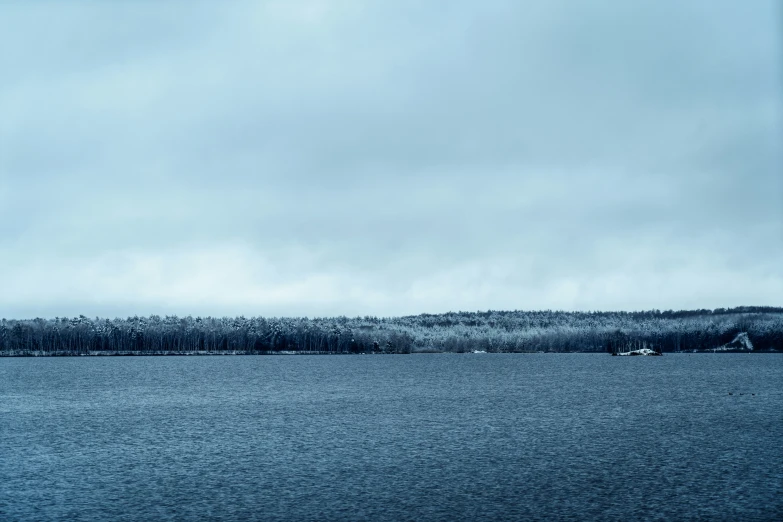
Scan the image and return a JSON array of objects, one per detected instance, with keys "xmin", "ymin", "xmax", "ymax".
[{"xmin": 1, "ymin": 350, "xmax": 779, "ymax": 357}]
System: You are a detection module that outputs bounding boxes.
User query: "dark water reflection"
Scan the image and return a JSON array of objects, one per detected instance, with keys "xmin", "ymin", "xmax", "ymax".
[{"xmin": 1, "ymin": 354, "xmax": 781, "ymax": 521}]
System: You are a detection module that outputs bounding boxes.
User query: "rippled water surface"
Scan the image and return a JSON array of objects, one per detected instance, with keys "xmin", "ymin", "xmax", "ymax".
[{"xmin": 1, "ymin": 354, "xmax": 781, "ymax": 521}]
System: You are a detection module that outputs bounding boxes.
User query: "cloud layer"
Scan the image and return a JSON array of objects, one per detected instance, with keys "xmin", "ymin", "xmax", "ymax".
[{"xmin": 1, "ymin": 0, "xmax": 781, "ymax": 318}]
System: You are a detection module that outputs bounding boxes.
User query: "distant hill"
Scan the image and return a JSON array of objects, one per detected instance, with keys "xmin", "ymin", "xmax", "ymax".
[{"xmin": 1, "ymin": 307, "xmax": 781, "ymax": 355}]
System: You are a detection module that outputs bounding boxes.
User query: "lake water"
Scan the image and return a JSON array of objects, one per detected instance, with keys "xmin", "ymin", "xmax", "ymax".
[{"xmin": 1, "ymin": 354, "xmax": 781, "ymax": 521}]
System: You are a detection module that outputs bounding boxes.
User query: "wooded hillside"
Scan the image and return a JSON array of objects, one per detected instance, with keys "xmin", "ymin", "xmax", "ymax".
[{"xmin": 1, "ymin": 307, "xmax": 781, "ymax": 355}]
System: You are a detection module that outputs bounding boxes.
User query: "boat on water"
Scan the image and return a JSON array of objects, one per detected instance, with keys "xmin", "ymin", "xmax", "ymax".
[{"xmin": 612, "ymin": 347, "xmax": 662, "ymax": 356}]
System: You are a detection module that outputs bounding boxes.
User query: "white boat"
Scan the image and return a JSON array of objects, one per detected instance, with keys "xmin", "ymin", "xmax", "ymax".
[{"xmin": 612, "ymin": 347, "xmax": 662, "ymax": 356}]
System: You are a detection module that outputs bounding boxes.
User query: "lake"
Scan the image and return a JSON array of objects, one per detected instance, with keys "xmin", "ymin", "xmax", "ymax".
[{"xmin": 1, "ymin": 354, "xmax": 781, "ymax": 521}]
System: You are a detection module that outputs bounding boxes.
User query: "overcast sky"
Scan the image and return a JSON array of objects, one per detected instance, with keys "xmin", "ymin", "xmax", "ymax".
[{"xmin": 1, "ymin": 1, "xmax": 781, "ymax": 319}]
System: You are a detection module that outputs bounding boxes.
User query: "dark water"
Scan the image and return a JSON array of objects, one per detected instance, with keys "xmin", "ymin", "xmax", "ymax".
[{"xmin": 1, "ymin": 354, "xmax": 781, "ymax": 521}]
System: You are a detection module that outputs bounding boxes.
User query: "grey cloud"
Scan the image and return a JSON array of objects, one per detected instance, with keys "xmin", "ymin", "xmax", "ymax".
[{"xmin": 1, "ymin": 0, "xmax": 781, "ymax": 318}]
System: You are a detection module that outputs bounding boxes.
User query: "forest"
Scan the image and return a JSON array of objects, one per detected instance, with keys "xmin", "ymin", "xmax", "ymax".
[{"xmin": 1, "ymin": 306, "xmax": 781, "ymax": 356}]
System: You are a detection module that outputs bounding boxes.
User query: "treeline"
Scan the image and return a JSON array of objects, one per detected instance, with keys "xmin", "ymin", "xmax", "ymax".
[{"xmin": 0, "ymin": 306, "xmax": 781, "ymax": 356}]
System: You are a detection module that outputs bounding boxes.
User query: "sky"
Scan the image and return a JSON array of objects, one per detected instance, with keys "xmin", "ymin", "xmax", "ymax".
[{"xmin": 1, "ymin": 0, "xmax": 781, "ymax": 319}]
